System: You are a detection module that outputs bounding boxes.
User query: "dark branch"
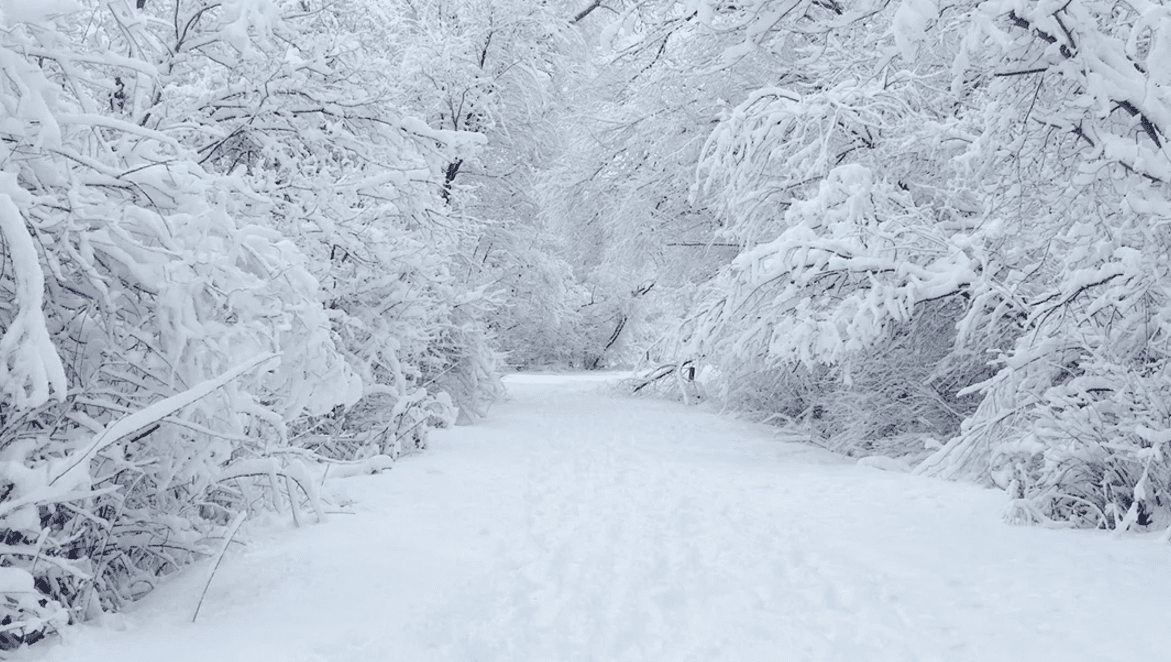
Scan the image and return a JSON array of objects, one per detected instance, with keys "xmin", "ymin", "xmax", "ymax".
[
  {"xmin": 441, "ymin": 159, "xmax": 462, "ymax": 203},
  {"xmin": 993, "ymin": 67, "xmax": 1049, "ymax": 77},
  {"xmin": 1115, "ymin": 100, "xmax": 1164, "ymax": 147},
  {"xmin": 666, "ymin": 242, "xmax": 740, "ymax": 247},
  {"xmin": 571, "ymin": 0, "xmax": 604, "ymax": 24}
]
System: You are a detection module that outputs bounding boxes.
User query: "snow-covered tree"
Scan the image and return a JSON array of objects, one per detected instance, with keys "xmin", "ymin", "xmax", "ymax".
[
  {"xmin": 538, "ymin": 4, "xmax": 758, "ymax": 368},
  {"xmin": 914, "ymin": 0, "xmax": 1171, "ymax": 532},
  {"xmin": 610, "ymin": 0, "xmax": 1171, "ymax": 532},
  {"xmin": 0, "ymin": 0, "xmax": 504, "ymax": 646}
]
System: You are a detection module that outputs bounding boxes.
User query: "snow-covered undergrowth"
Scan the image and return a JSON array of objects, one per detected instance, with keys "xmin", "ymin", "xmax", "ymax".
[
  {"xmin": 0, "ymin": 1, "xmax": 500, "ymax": 649},
  {"xmin": 23, "ymin": 375, "xmax": 1171, "ymax": 662}
]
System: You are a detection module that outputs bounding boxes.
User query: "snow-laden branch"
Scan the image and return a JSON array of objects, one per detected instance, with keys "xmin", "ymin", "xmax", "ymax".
[
  {"xmin": 686, "ymin": 164, "xmax": 980, "ymax": 371},
  {"xmin": 0, "ymin": 175, "xmax": 67, "ymax": 409},
  {"xmin": 46, "ymin": 352, "xmax": 279, "ymax": 491},
  {"xmin": 976, "ymin": 0, "xmax": 1171, "ymax": 181}
]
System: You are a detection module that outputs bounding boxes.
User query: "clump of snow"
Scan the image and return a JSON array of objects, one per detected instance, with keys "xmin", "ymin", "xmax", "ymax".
[
  {"xmin": 1147, "ymin": 15, "xmax": 1171, "ymax": 85},
  {"xmin": 857, "ymin": 455, "xmax": 912, "ymax": 472},
  {"xmin": 0, "ymin": 175, "xmax": 67, "ymax": 408},
  {"xmin": 323, "ymin": 454, "xmax": 396, "ymax": 479},
  {"xmin": 0, "ymin": 567, "xmax": 35, "ymax": 594},
  {"xmin": 891, "ymin": 0, "xmax": 937, "ymax": 62}
]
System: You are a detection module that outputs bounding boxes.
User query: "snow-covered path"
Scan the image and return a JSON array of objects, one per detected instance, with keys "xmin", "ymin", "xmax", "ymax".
[{"xmin": 38, "ymin": 375, "xmax": 1171, "ymax": 662}]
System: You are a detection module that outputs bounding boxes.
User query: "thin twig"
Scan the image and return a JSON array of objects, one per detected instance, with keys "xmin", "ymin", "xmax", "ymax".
[{"xmin": 191, "ymin": 510, "xmax": 247, "ymax": 623}]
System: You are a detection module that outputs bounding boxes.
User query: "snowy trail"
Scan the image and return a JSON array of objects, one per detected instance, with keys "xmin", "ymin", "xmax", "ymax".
[{"xmin": 37, "ymin": 374, "xmax": 1171, "ymax": 662}]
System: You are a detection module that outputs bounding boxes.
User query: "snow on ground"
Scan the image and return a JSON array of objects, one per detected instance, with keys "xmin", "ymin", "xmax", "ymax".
[{"xmin": 27, "ymin": 374, "xmax": 1171, "ymax": 662}]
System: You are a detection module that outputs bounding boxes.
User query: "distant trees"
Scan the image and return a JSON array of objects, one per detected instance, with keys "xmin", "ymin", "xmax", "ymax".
[
  {"xmin": 376, "ymin": 0, "xmax": 601, "ymax": 370},
  {"xmin": 537, "ymin": 2, "xmax": 748, "ymax": 367}
]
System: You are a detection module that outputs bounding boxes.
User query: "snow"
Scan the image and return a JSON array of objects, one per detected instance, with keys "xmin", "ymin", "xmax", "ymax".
[
  {"xmin": 891, "ymin": 0, "xmax": 937, "ymax": 62},
  {"xmin": 30, "ymin": 374, "xmax": 1171, "ymax": 662},
  {"xmin": 0, "ymin": 177, "xmax": 67, "ymax": 409},
  {"xmin": 0, "ymin": 0, "xmax": 78, "ymax": 26},
  {"xmin": 0, "ymin": 567, "xmax": 35, "ymax": 594}
]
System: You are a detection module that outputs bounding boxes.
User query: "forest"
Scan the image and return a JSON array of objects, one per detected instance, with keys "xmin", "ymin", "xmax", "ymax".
[{"xmin": 2, "ymin": 0, "xmax": 1170, "ymax": 650}]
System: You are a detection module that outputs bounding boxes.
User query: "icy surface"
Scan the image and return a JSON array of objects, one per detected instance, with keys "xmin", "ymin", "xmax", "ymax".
[{"xmin": 35, "ymin": 374, "xmax": 1171, "ymax": 661}]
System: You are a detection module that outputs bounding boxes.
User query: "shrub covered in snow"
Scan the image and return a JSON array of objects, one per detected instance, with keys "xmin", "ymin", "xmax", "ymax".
[{"xmin": 620, "ymin": 0, "xmax": 1171, "ymax": 534}]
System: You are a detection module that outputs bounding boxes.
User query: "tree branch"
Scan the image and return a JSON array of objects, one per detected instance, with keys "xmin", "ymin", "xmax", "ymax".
[{"xmin": 571, "ymin": 0, "xmax": 604, "ymax": 24}]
